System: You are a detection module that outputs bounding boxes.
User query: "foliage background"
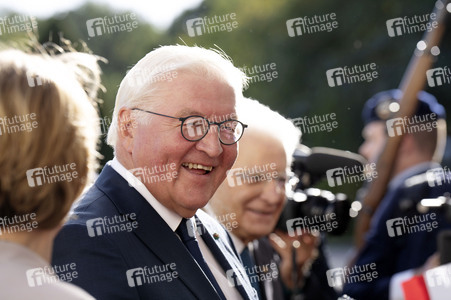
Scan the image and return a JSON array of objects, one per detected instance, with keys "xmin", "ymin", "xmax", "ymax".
[{"xmin": 1, "ymin": 0, "xmax": 450, "ymax": 245}]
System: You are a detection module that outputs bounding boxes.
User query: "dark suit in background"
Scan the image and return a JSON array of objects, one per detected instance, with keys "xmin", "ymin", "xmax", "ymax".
[
  {"xmin": 250, "ymin": 237, "xmax": 284, "ymax": 300},
  {"xmin": 252, "ymin": 237, "xmax": 337, "ymax": 300},
  {"xmin": 343, "ymin": 164, "xmax": 451, "ymax": 299}
]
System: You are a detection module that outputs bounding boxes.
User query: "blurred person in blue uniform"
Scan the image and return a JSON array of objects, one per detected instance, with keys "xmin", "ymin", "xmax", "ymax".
[{"xmin": 343, "ymin": 89, "xmax": 451, "ymax": 300}]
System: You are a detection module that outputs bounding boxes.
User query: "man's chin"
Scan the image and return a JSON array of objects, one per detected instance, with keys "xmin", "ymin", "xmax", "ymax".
[{"xmin": 177, "ymin": 197, "xmax": 211, "ymax": 215}]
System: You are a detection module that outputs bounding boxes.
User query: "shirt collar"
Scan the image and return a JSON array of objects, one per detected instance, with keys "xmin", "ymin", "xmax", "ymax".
[{"xmin": 109, "ymin": 157, "xmax": 182, "ymax": 232}]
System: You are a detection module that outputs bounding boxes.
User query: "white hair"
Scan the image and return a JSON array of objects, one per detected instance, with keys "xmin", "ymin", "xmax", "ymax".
[
  {"xmin": 107, "ymin": 45, "xmax": 248, "ymax": 148},
  {"xmin": 236, "ymin": 98, "xmax": 301, "ymax": 166}
]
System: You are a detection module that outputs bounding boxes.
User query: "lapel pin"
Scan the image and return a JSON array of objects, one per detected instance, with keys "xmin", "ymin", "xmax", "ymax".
[{"xmin": 213, "ymin": 233, "xmax": 220, "ymax": 240}]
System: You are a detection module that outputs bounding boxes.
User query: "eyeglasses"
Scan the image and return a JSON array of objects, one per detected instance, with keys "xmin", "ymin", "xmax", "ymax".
[{"xmin": 131, "ymin": 108, "xmax": 248, "ymax": 145}]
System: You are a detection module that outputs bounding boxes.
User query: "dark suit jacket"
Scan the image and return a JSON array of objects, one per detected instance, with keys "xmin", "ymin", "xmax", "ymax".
[
  {"xmin": 251, "ymin": 237, "xmax": 284, "ymax": 300},
  {"xmin": 252, "ymin": 237, "xmax": 337, "ymax": 300},
  {"xmin": 343, "ymin": 165, "xmax": 451, "ymax": 299},
  {"xmin": 52, "ymin": 164, "xmax": 256, "ymax": 300}
]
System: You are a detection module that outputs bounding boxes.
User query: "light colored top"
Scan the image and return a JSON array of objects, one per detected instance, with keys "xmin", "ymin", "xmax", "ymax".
[
  {"xmin": 110, "ymin": 157, "xmax": 242, "ymax": 299},
  {"xmin": 0, "ymin": 240, "xmax": 94, "ymax": 300}
]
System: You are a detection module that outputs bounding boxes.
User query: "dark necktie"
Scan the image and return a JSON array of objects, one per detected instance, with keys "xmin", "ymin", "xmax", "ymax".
[
  {"xmin": 241, "ymin": 246, "xmax": 262, "ymax": 298},
  {"xmin": 176, "ymin": 218, "xmax": 226, "ymax": 300}
]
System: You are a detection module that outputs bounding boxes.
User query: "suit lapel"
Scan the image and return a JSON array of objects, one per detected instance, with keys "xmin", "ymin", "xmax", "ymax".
[
  {"xmin": 196, "ymin": 216, "xmax": 258, "ymax": 300},
  {"xmin": 95, "ymin": 165, "xmax": 221, "ymax": 300}
]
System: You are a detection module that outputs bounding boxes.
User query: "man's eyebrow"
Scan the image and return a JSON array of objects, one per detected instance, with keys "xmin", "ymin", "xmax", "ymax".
[
  {"xmin": 175, "ymin": 109, "xmax": 203, "ymax": 117},
  {"xmin": 175, "ymin": 109, "xmax": 238, "ymax": 120}
]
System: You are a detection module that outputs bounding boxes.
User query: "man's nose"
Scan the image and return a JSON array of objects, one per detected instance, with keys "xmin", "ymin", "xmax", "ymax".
[
  {"xmin": 195, "ymin": 126, "xmax": 224, "ymax": 157},
  {"xmin": 260, "ymin": 179, "xmax": 285, "ymax": 204}
]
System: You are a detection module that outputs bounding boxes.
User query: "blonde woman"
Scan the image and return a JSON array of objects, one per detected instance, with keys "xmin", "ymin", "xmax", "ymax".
[{"xmin": 0, "ymin": 45, "xmax": 102, "ymax": 299}]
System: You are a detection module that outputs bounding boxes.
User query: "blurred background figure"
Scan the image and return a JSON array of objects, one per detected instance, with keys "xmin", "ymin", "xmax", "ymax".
[
  {"xmin": 344, "ymin": 89, "xmax": 451, "ymax": 300},
  {"xmin": 359, "ymin": 89, "xmax": 447, "ymax": 166},
  {"xmin": 207, "ymin": 97, "xmax": 337, "ymax": 300},
  {"xmin": 0, "ymin": 42, "xmax": 103, "ymax": 299}
]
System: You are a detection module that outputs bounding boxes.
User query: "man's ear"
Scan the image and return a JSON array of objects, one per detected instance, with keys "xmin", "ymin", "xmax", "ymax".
[{"xmin": 117, "ymin": 108, "xmax": 137, "ymax": 153}]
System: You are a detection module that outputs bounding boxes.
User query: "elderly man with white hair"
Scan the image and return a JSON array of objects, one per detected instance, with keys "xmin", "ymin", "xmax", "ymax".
[
  {"xmin": 207, "ymin": 98, "xmax": 334, "ymax": 300},
  {"xmin": 52, "ymin": 45, "xmax": 257, "ymax": 300}
]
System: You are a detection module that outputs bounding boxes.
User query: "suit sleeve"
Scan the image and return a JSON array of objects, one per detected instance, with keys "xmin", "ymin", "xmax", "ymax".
[
  {"xmin": 341, "ymin": 228, "xmax": 393, "ymax": 299},
  {"xmin": 342, "ymin": 190, "xmax": 404, "ymax": 300},
  {"xmin": 52, "ymin": 222, "xmax": 139, "ymax": 300}
]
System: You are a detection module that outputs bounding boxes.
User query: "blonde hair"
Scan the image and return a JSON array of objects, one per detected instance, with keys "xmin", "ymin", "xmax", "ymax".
[
  {"xmin": 0, "ymin": 46, "xmax": 103, "ymax": 229},
  {"xmin": 107, "ymin": 45, "xmax": 248, "ymax": 148}
]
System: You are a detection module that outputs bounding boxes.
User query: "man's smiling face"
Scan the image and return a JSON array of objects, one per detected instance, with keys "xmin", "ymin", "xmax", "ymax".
[{"xmin": 122, "ymin": 71, "xmax": 239, "ymax": 218}]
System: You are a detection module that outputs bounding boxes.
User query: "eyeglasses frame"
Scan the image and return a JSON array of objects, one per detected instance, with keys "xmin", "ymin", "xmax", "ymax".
[{"xmin": 131, "ymin": 107, "xmax": 248, "ymax": 145}]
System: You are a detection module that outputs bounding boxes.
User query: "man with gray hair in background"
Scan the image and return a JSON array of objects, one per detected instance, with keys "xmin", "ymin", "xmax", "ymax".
[
  {"xmin": 207, "ymin": 98, "xmax": 337, "ymax": 300},
  {"xmin": 53, "ymin": 45, "xmax": 257, "ymax": 300}
]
